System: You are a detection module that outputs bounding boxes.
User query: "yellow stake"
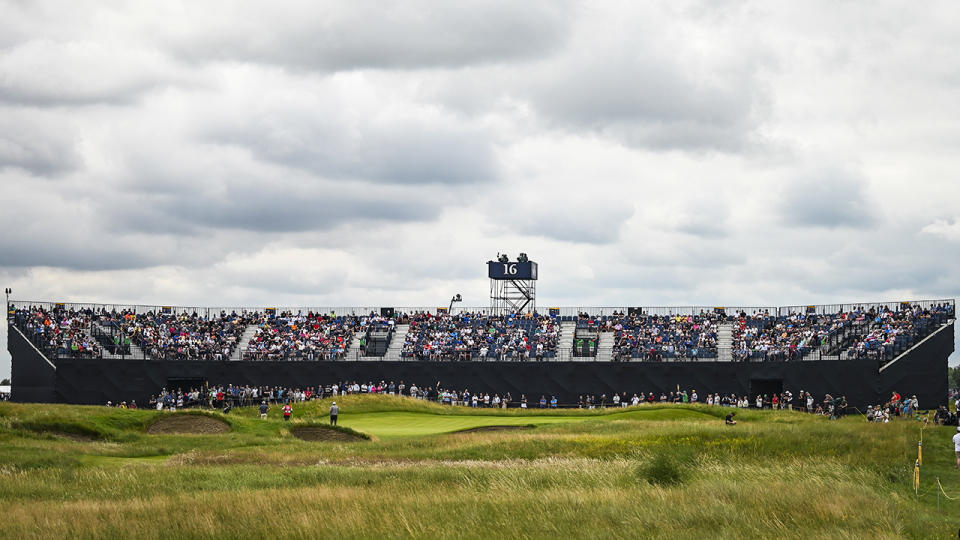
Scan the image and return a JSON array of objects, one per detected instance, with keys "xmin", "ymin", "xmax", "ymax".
[{"xmin": 914, "ymin": 460, "xmax": 920, "ymax": 493}]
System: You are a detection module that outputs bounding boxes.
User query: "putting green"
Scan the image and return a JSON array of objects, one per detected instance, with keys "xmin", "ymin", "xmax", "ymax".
[{"xmin": 340, "ymin": 407, "xmax": 715, "ymax": 438}]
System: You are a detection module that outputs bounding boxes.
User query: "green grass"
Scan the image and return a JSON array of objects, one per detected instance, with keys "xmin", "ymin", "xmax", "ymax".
[{"xmin": 0, "ymin": 396, "xmax": 957, "ymax": 538}]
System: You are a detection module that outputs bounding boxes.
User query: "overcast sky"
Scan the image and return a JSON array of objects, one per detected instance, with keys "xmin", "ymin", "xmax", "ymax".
[{"xmin": 2, "ymin": 1, "xmax": 959, "ymax": 377}]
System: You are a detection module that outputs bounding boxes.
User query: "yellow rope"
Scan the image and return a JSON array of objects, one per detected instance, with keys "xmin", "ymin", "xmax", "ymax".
[{"xmin": 938, "ymin": 478, "xmax": 959, "ymax": 501}]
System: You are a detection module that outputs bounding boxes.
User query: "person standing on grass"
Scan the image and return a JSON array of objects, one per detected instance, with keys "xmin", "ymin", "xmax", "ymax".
[
  {"xmin": 282, "ymin": 403, "xmax": 292, "ymax": 421},
  {"xmin": 330, "ymin": 401, "xmax": 339, "ymax": 426},
  {"xmin": 952, "ymin": 426, "xmax": 960, "ymax": 469},
  {"xmin": 259, "ymin": 401, "xmax": 269, "ymax": 420}
]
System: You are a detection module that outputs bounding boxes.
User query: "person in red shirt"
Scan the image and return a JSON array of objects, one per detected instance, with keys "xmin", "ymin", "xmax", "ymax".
[{"xmin": 283, "ymin": 403, "xmax": 293, "ymax": 421}]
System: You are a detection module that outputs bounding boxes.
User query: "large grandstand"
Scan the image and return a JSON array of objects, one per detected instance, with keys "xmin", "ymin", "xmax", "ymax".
[{"xmin": 6, "ymin": 298, "xmax": 955, "ymax": 408}]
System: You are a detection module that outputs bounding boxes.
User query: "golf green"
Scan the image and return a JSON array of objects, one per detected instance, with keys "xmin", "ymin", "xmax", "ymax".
[{"xmin": 341, "ymin": 407, "xmax": 714, "ymax": 438}]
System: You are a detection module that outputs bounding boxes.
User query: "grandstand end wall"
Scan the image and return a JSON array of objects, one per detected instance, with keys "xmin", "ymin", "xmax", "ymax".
[
  {"xmin": 9, "ymin": 321, "xmax": 952, "ymax": 408},
  {"xmin": 8, "ymin": 324, "xmax": 55, "ymax": 403}
]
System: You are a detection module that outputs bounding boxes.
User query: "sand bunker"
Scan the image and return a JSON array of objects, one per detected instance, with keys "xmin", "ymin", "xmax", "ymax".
[
  {"xmin": 14, "ymin": 421, "xmax": 102, "ymax": 441},
  {"xmin": 291, "ymin": 426, "xmax": 367, "ymax": 442},
  {"xmin": 47, "ymin": 430, "xmax": 99, "ymax": 441},
  {"xmin": 456, "ymin": 425, "xmax": 536, "ymax": 433},
  {"xmin": 147, "ymin": 415, "xmax": 230, "ymax": 435}
]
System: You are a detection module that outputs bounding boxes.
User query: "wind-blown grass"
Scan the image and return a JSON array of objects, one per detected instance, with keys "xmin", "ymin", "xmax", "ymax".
[{"xmin": 0, "ymin": 397, "xmax": 956, "ymax": 538}]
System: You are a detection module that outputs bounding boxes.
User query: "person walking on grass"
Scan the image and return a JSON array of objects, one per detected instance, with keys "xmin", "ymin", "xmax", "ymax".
[
  {"xmin": 259, "ymin": 401, "xmax": 269, "ymax": 420},
  {"xmin": 330, "ymin": 401, "xmax": 339, "ymax": 426},
  {"xmin": 282, "ymin": 403, "xmax": 292, "ymax": 421}
]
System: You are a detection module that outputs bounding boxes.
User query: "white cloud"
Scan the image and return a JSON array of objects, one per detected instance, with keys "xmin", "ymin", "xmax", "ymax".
[{"xmin": 921, "ymin": 218, "xmax": 960, "ymax": 242}]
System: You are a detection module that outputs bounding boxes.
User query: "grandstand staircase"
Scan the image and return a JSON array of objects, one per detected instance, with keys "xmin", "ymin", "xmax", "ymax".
[
  {"xmin": 346, "ymin": 332, "xmax": 365, "ymax": 360},
  {"xmin": 382, "ymin": 324, "xmax": 408, "ymax": 361},
  {"xmin": 595, "ymin": 332, "xmax": 614, "ymax": 362},
  {"xmin": 717, "ymin": 322, "xmax": 734, "ymax": 362},
  {"xmin": 559, "ymin": 321, "xmax": 576, "ymax": 361},
  {"xmin": 93, "ymin": 321, "xmax": 146, "ymax": 360},
  {"xmin": 231, "ymin": 324, "xmax": 261, "ymax": 361}
]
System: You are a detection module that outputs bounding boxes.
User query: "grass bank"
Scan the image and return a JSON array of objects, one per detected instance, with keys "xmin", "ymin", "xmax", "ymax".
[{"xmin": 0, "ymin": 397, "xmax": 956, "ymax": 538}]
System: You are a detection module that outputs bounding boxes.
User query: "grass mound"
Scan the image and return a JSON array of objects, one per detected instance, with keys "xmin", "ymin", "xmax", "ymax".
[
  {"xmin": 454, "ymin": 424, "xmax": 537, "ymax": 433},
  {"xmin": 291, "ymin": 424, "xmax": 370, "ymax": 442},
  {"xmin": 147, "ymin": 414, "xmax": 230, "ymax": 435}
]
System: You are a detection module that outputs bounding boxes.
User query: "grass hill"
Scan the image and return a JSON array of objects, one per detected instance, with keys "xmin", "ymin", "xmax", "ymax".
[{"xmin": 0, "ymin": 396, "xmax": 957, "ymax": 538}]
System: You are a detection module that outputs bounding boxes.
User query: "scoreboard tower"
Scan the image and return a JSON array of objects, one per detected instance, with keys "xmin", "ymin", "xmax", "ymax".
[{"xmin": 488, "ymin": 255, "xmax": 538, "ymax": 315}]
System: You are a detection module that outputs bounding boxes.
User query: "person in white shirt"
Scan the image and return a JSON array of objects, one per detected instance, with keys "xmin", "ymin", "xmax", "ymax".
[{"xmin": 954, "ymin": 427, "xmax": 960, "ymax": 470}]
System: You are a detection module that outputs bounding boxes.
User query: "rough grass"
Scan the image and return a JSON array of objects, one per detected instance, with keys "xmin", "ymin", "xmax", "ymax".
[{"xmin": 0, "ymin": 398, "xmax": 956, "ymax": 539}]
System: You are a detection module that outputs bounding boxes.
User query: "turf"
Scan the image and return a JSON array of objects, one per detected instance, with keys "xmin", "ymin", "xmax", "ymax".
[{"xmin": 0, "ymin": 395, "xmax": 957, "ymax": 539}]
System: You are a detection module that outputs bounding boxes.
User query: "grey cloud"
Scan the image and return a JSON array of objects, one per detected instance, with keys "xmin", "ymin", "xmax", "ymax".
[
  {"xmin": 779, "ymin": 167, "xmax": 875, "ymax": 228},
  {"xmin": 0, "ymin": 110, "xmax": 80, "ymax": 175},
  {"xmin": 214, "ymin": 118, "xmax": 499, "ymax": 185},
  {"xmin": 156, "ymin": 185, "xmax": 441, "ymax": 233},
  {"xmin": 420, "ymin": 3, "xmax": 771, "ymax": 153},
  {"xmin": 0, "ymin": 190, "xmax": 171, "ymax": 270},
  {"xmin": 503, "ymin": 201, "xmax": 635, "ymax": 244},
  {"xmin": 100, "ymin": 155, "xmax": 450, "ymax": 235},
  {"xmin": 0, "ymin": 239, "xmax": 159, "ymax": 271},
  {"xmin": 525, "ymin": 48, "xmax": 766, "ymax": 152},
  {"xmin": 166, "ymin": 0, "xmax": 572, "ymax": 71}
]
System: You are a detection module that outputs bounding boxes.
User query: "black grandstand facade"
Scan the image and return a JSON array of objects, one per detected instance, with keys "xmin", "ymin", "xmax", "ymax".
[{"xmin": 6, "ymin": 299, "xmax": 955, "ymax": 409}]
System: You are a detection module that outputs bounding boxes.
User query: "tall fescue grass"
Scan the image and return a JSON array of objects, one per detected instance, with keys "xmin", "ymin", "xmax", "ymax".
[{"xmin": 0, "ymin": 398, "xmax": 956, "ymax": 538}]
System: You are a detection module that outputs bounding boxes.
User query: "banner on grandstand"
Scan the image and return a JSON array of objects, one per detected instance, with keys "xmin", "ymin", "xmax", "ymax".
[
  {"xmin": 436, "ymin": 307, "xmax": 448, "ymax": 314},
  {"xmin": 549, "ymin": 308, "xmax": 559, "ymax": 317},
  {"xmin": 713, "ymin": 307, "xmax": 725, "ymax": 314},
  {"xmin": 265, "ymin": 307, "xmax": 277, "ymax": 316},
  {"xmin": 55, "ymin": 303, "xmax": 65, "ymax": 308},
  {"xmin": 628, "ymin": 307, "xmax": 643, "ymax": 317},
  {"xmin": 161, "ymin": 306, "xmax": 172, "ymax": 314},
  {"xmin": 806, "ymin": 306, "xmax": 816, "ymax": 314},
  {"xmin": 900, "ymin": 301, "xmax": 913, "ymax": 310}
]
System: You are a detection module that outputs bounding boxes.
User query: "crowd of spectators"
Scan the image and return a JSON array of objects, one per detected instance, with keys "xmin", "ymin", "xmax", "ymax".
[
  {"xmin": 730, "ymin": 310, "xmax": 839, "ymax": 362},
  {"xmin": 603, "ymin": 312, "xmax": 721, "ymax": 361},
  {"xmin": 731, "ymin": 303, "xmax": 954, "ymax": 362},
  {"xmin": 242, "ymin": 312, "xmax": 370, "ymax": 361},
  {"xmin": 9, "ymin": 302, "xmax": 954, "ymax": 364},
  {"xmin": 107, "ymin": 310, "xmax": 253, "ymax": 361},
  {"xmin": 401, "ymin": 312, "xmax": 560, "ymax": 361},
  {"xmin": 845, "ymin": 304, "xmax": 953, "ymax": 360},
  {"xmin": 13, "ymin": 306, "xmax": 101, "ymax": 358},
  {"xmin": 132, "ymin": 379, "xmax": 906, "ymax": 424}
]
